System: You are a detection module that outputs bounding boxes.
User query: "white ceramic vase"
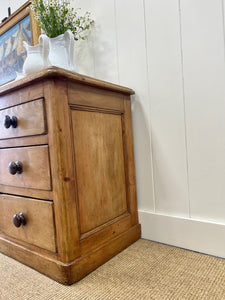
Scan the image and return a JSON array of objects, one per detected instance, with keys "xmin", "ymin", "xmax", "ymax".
[
  {"xmin": 21, "ymin": 30, "xmax": 75, "ymax": 78},
  {"xmin": 48, "ymin": 29, "xmax": 76, "ymax": 72},
  {"xmin": 23, "ymin": 34, "xmax": 49, "ymax": 75}
]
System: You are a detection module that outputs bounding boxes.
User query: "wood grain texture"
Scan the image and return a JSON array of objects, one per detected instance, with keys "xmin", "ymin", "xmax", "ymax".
[
  {"xmin": 29, "ymin": 3, "xmax": 41, "ymax": 45},
  {"xmin": 80, "ymin": 213, "xmax": 131, "ymax": 255},
  {"xmin": 0, "ymin": 235, "xmax": 68, "ymax": 284},
  {"xmin": 0, "ymin": 194, "xmax": 56, "ymax": 252},
  {"xmin": 0, "ymin": 134, "xmax": 48, "ymax": 148},
  {"xmin": 0, "ymin": 99, "xmax": 46, "ymax": 139},
  {"xmin": 0, "ymin": 230, "xmax": 57, "ymax": 258},
  {"xmin": 123, "ymin": 97, "xmax": 139, "ymax": 224},
  {"xmin": 69, "ymin": 224, "xmax": 141, "ymax": 285},
  {"xmin": 0, "ymin": 145, "xmax": 51, "ymax": 190},
  {"xmin": 44, "ymin": 79, "xmax": 80, "ymax": 262},
  {"xmin": 0, "ymin": 83, "xmax": 44, "ymax": 109},
  {"xmin": 0, "ymin": 185, "xmax": 53, "ymax": 201},
  {"xmin": 0, "ymin": 68, "xmax": 140, "ymax": 284},
  {"xmin": 0, "ymin": 223, "xmax": 140, "ymax": 285},
  {"xmin": 68, "ymin": 82, "xmax": 124, "ymax": 111},
  {"xmin": 0, "ymin": 67, "xmax": 134, "ymax": 97},
  {"xmin": 123, "ymin": 96, "xmax": 137, "ymax": 185},
  {"xmin": 72, "ymin": 109, "xmax": 127, "ymax": 234}
]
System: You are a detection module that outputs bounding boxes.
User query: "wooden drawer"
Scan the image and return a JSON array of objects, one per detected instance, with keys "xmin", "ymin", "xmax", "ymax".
[
  {"xmin": 0, "ymin": 145, "xmax": 51, "ymax": 190},
  {"xmin": 0, "ymin": 194, "xmax": 56, "ymax": 252},
  {"xmin": 0, "ymin": 99, "xmax": 46, "ymax": 140}
]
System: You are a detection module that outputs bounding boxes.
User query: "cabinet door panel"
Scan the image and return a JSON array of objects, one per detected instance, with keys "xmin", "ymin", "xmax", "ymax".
[{"xmin": 72, "ymin": 109, "xmax": 127, "ymax": 234}]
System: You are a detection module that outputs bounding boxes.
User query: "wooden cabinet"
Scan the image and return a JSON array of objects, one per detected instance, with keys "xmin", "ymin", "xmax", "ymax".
[{"xmin": 0, "ymin": 67, "xmax": 141, "ymax": 285}]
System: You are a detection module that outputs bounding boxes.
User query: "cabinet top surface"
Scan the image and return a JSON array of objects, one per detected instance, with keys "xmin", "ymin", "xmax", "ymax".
[{"xmin": 0, "ymin": 67, "xmax": 135, "ymax": 96}]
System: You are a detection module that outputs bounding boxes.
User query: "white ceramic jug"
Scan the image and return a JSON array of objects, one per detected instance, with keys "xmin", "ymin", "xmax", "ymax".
[
  {"xmin": 48, "ymin": 29, "xmax": 76, "ymax": 71},
  {"xmin": 23, "ymin": 34, "xmax": 49, "ymax": 75}
]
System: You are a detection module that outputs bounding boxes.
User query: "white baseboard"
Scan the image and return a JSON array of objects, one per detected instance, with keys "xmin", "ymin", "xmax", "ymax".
[{"xmin": 138, "ymin": 210, "xmax": 225, "ymax": 258}]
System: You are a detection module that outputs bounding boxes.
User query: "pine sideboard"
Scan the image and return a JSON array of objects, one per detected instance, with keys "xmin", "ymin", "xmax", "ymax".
[{"xmin": 0, "ymin": 67, "xmax": 141, "ymax": 285}]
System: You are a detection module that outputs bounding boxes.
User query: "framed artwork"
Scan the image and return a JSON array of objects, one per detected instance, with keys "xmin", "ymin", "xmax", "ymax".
[{"xmin": 0, "ymin": 1, "xmax": 41, "ymax": 85}]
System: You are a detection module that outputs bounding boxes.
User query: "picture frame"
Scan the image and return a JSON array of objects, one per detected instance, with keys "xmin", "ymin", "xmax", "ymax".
[{"xmin": 0, "ymin": 1, "xmax": 41, "ymax": 85}]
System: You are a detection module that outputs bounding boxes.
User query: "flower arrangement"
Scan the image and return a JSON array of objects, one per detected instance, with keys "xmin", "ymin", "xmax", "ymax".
[{"xmin": 30, "ymin": 0, "xmax": 94, "ymax": 40}]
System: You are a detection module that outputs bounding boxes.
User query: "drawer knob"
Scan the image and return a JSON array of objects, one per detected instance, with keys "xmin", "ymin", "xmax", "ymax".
[
  {"xmin": 8, "ymin": 161, "xmax": 23, "ymax": 175},
  {"xmin": 3, "ymin": 115, "xmax": 17, "ymax": 128},
  {"xmin": 13, "ymin": 213, "xmax": 26, "ymax": 228}
]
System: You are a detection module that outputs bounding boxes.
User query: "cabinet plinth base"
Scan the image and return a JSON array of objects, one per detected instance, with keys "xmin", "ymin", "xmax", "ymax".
[{"xmin": 0, "ymin": 224, "xmax": 141, "ymax": 285}]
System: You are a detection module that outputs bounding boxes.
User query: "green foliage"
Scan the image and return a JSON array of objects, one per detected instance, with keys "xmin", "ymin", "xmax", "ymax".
[{"xmin": 31, "ymin": 0, "xmax": 94, "ymax": 39}]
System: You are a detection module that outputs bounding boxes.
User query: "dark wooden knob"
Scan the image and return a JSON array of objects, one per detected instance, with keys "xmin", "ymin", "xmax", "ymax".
[
  {"xmin": 8, "ymin": 161, "xmax": 23, "ymax": 175},
  {"xmin": 13, "ymin": 213, "xmax": 26, "ymax": 227},
  {"xmin": 3, "ymin": 115, "xmax": 17, "ymax": 128},
  {"xmin": 3, "ymin": 115, "xmax": 10, "ymax": 128}
]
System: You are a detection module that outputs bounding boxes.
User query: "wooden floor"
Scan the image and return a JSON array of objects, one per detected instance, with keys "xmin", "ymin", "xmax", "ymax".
[{"xmin": 0, "ymin": 239, "xmax": 224, "ymax": 299}]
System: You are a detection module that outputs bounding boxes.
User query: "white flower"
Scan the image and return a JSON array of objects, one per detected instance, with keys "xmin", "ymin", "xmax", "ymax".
[{"xmin": 31, "ymin": 0, "xmax": 93, "ymax": 39}]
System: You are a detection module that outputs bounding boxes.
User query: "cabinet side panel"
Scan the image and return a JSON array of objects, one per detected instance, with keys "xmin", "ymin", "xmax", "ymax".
[
  {"xmin": 71, "ymin": 109, "xmax": 127, "ymax": 234},
  {"xmin": 68, "ymin": 82, "xmax": 124, "ymax": 111},
  {"xmin": 123, "ymin": 97, "xmax": 139, "ymax": 225}
]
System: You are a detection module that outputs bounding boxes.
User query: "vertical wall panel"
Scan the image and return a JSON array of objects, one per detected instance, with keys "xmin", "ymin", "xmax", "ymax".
[
  {"xmin": 73, "ymin": 0, "xmax": 118, "ymax": 82},
  {"xmin": 89, "ymin": 0, "xmax": 118, "ymax": 83},
  {"xmin": 8, "ymin": 0, "xmax": 26, "ymax": 14},
  {"xmin": 181, "ymin": 0, "xmax": 225, "ymax": 223},
  {"xmin": 0, "ymin": 1, "xmax": 10, "ymax": 21},
  {"xmin": 145, "ymin": 0, "xmax": 189, "ymax": 216},
  {"xmin": 72, "ymin": 0, "xmax": 95, "ymax": 76},
  {"xmin": 115, "ymin": 0, "xmax": 154, "ymax": 211}
]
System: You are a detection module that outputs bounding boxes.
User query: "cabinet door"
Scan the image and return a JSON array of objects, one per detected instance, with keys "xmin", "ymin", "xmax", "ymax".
[{"xmin": 72, "ymin": 109, "xmax": 128, "ymax": 234}]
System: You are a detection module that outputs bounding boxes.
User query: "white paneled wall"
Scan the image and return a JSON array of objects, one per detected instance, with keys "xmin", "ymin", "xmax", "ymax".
[
  {"xmin": 8, "ymin": 0, "xmax": 27, "ymax": 13},
  {"xmin": 180, "ymin": 0, "xmax": 225, "ymax": 223},
  {"xmin": 115, "ymin": 0, "xmax": 155, "ymax": 212},
  {"xmin": 146, "ymin": 0, "xmax": 189, "ymax": 217},
  {"xmin": 0, "ymin": 2, "xmax": 10, "ymax": 21},
  {"xmin": 1, "ymin": 0, "xmax": 225, "ymax": 257},
  {"xmin": 0, "ymin": 0, "xmax": 26, "ymax": 20}
]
